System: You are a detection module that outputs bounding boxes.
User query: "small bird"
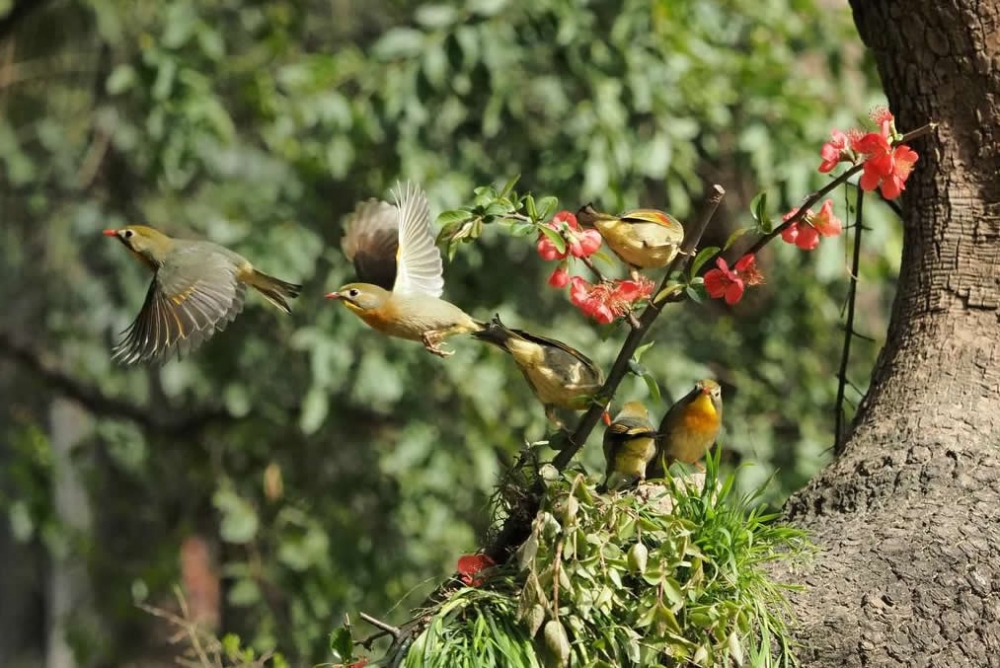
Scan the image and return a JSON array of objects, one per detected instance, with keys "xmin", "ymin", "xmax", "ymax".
[
  {"xmin": 327, "ymin": 182, "xmax": 483, "ymax": 357},
  {"xmin": 577, "ymin": 204, "xmax": 686, "ymax": 279},
  {"xmin": 473, "ymin": 314, "xmax": 604, "ymax": 427},
  {"xmin": 648, "ymin": 379, "xmax": 723, "ymax": 477},
  {"xmin": 103, "ymin": 225, "xmax": 302, "ymax": 365},
  {"xmin": 601, "ymin": 401, "xmax": 658, "ymax": 492}
]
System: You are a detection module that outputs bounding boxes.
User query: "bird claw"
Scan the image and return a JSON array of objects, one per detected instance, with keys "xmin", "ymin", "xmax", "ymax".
[{"xmin": 421, "ymin": 333, "xmax": 454, "ymax": 358}]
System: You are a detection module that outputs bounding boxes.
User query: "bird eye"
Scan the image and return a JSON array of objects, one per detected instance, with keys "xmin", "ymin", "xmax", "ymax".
[
  {"xmin": 123, "ymin": 229, "xmax": 134, "ymax": 239},
  {"xmin": 348, "ymin": 288, "xmax": 360, "ymax": 298}
]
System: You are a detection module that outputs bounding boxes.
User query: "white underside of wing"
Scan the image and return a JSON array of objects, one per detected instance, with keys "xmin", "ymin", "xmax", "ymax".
[{"xmin": 390, "ymin": 181, "xmax": 445, "ymax": 297}]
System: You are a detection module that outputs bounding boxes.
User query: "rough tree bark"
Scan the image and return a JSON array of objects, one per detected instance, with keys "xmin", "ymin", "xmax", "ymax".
[{"xmin": 780, "ymin": 1, "xmax": 1000, "ymax": 666}]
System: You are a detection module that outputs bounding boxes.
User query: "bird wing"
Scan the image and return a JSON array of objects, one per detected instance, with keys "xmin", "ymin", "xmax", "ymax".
[
  {"xmin": 340, "ymin": 198, "xmax": 399, "ymax": 291},
  {"xmin": 511, "ymin": 327, "xmax": 602, "ymax": 380},
  {"xmin": 390, "ymin": 181, "xmax": 444, "ymax": 297},
  {"xmin": 620, "ymin": 209, "xmax": 685, "ymax": 239},
  {"xmin": 112, "ymin": 245, "xmax": 247, "ymax": 365}
]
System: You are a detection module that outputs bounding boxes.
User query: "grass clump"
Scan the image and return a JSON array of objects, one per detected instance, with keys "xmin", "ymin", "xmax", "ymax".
[{"xmin": 395, "ymin": 449, "xmax": 811, "ymax": 668}]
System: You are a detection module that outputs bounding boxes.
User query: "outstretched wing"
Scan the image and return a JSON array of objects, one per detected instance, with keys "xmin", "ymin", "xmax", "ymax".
[
  {"xmin": 390, "ymin": 181, "xmax": 444, "ymax": 297},
  {"xmin": 340, "ymin": 198, "xmax": 399, "ymax": 291},
  {"xmin": 112, "ymin": 246, "xmax": 247, "ymax": 365}
]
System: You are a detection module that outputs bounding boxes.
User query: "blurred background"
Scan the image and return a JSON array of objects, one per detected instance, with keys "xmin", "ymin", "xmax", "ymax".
[{"xmin": 0, "ymin": 0, "xmax": 896, "ymax": 665}]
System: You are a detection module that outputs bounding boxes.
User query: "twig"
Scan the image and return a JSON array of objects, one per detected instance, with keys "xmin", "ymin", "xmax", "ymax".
[
  {"xmin": 358, "ymin": 612, "xmax": 402, "ymax": 641},
  {"xmin": 835, "ymin": 189, "xmax": 864, "ymax": 454}
]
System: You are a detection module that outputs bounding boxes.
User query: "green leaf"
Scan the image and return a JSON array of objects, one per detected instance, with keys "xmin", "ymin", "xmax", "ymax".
[
  {"xmin": 437, "ymin": 209, "xmax": 475, "ymax": 227},
  {"xmin": 330, "ymin": 626, "xmax": 354, "ymax": 661},
  {"xmin": 525, "ymin": 194, "xmax": 538, "ymax": 220},
  {"xmin": 228, "ymin": 578, "xmax": 261, "ymax": 606},
  {"xmin": 373, "ymin": 28, "xmax": 425, "ymax": 59},
  {"xmin": 685, "ymin": 285, "xmax": 706, "ymax": 304},
  {"xmin": 654, "ymin": 282, "xmax": 684, "ymax": 305},
  {"xmin": 642, "ymin": 373, "xmax": 661, "ymax": 404},
  {"xmin": 415, "ymin": 4, "xmax": 458, "ymax": 27},
  {"xmin": 106, "ymin": 64, "xmax": 136, "ymax": 95},
  {"xmin": 689, "ymin": 246, "xmax": 721, "ymax": 278},
  {"xmin": 499, "ymin": 174, "xmax": 520, "ymax": 199},
  {"xmin": 535, "ymin": 196, "xmax": 558, "ymax": 221},
  {"xmin": 750, "ymin": 191, "xmax": 768, "ymax": 223},
  {"xmin": 539, "ymin": 225, "xmax": 566, "ymax": 254},
  {"xmin": 299, "ymin": 385, "xmax": 328, "ymax": 435},
  {"xmin": 723, "ymin": 227, "xmax": 751, "ymax": 252},
  {"xmin": 633, "ymin": 341, "xmax": 655, "ymax": 362}
]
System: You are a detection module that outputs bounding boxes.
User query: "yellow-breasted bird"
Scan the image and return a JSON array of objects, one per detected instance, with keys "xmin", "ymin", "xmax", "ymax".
[
  {"xmin": 648, "ymin": 379, "xmax": 723, "ymax": 477},
  {"xmin": 473, "ymin": 314, "xmax": 604, "ymax": 427},
  {"xmin": 103, "ymin": 225, "xmax": 302, "ymax": 365},
  {"xmin": 577, "ymin": 204, "xmax": 686, "ymax": 279},
  {"xmin": 601, "ymin": 401, "xmax": 658, "ymax": 492},
  {"xmin": 326, "ymin": 182, "xmax": 483, "ymax": 357}
]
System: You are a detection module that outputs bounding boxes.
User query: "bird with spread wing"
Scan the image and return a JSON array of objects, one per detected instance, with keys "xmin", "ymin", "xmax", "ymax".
[
  {"xmin": 103, "ymin": 225, "xmax": 302, "ymax": 366},
  {"xmin": 326, "ymin": 181, "xmax": 483, "ymax": 357}
]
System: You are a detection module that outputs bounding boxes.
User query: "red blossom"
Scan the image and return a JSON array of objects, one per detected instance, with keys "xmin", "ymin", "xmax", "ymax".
[
  {"xmin": 780, "ymin": 200, "xmax": 842, "ymax": 251},
  {"xmin": 548, "ymin": 264, "xmax": 570, "ymax": 288},
  {"xmin": 536, "ymin": 211, "xmax": 602, "ymax": 261},
  {"xmin": 812, "ymin": 200, "xmax": 843, "ymax": 237},
  {"xmin": 818, "ymin": 130, "xmax": 850, "ymax": 173},
  {"xmin": 457, "ymin": 554, "xmax": 496, "ymax": 587},
  {"xmin": 345, "ymin": 660, "xmax": 368, "ymax": 668},
  {"xmin": 869, "ymin": 106, "xmax": 896, "ymax": 138},
  {"xmin": 569, "ymin": 276, "xmax": 654, "ymax": 323},
  {"xmin": 704, "ymin": 255, "xmax": 762, "ymax": 306}
]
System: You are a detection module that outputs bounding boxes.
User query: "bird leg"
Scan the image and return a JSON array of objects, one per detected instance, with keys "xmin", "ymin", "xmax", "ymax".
[
  {"xmin": 693, "ymin": 460, "xmax": 706, "ymax": 472},
  {"xmin": 421, "ymin": 330, "xmax": 455, "ymax": 358}
]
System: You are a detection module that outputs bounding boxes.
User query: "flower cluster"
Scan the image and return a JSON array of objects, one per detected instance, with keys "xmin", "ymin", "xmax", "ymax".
[
  {"xmin": 819, "ymin": 108, "xmax": 918, "ymax": 200},
  {"xmin": 457, "ymin": 553, "xmax": 496, "ymax": 587},
  {"xmin": 780, "ymin": 199, "xmax": 843, "ymax": 250},
  {"xmin": 704, "ymin": 255, "xmax": 764, "ymax": 306},
  {"xmin": 569, "ymin": 276, "xmax": 655, "ymax": 324},
  {"xmin": 536, "ymin": 211, "xmax": 602, "ymax": 262}
]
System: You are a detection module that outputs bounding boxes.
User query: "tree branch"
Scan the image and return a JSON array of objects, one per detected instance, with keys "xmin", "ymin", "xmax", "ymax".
[
  {"xmin": 0, "ymin": 0, "xmax": 52, "ymax": 45},
  {"xmin": 834, "ymin": 189, "xmax": 864, "ymax": 454},
  {"xmin": 0, "ymin": 330, "xmax": 233, "ymax": 436}
]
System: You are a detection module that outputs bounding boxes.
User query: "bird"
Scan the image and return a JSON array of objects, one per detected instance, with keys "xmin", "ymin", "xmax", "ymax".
[
  {"xmin": 576, "ymin": 204, "xmax": 686, "ymax": 279},
  {"xmin": 326, "ymin": 182, "xmax": 483, "ymax": 358},
  {"xmin": 473, "ymin": 314, "xmax": 605, "ymax": 428},
  {"xmin": 601, "ymin": 401, "xmax": 658, "ymax": 492},
  {"xmin": 103, "ymin": 225, "xmax": 302, "ymax": 365},
  {"xmin": 648, "ymin": 379, "xmax": 723, "ymax": 477}
]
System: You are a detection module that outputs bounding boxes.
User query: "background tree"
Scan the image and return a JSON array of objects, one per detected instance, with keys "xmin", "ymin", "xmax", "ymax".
[
  {"xmin": 778, "ymin": 0, "xmax": 1000, "ymax": 665},
  {"xmin": 0, "ymin": 0, "xmax": 907, "ymax": 666}
]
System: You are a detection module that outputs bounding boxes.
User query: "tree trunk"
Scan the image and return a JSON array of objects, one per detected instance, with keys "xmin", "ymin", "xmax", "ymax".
[{"xmin": 781, "ymin": 1, "xmax": 1000, "ymax": 666}]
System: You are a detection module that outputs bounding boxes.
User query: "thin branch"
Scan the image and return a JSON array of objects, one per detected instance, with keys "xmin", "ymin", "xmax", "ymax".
[
  {"xmin": 358, "ymin": 612, "xmax": 402, "ymax": 641},
  {"xmin": 0, "ymin": 329, "xmax": 232, "ymax": 436},
  {"xmin": 834, "ymin": 189, "xmax": 864, "ymax": 454},
  {"xmin": 0, "ymin": 0, "xmax": 52, "ymax": 45}
]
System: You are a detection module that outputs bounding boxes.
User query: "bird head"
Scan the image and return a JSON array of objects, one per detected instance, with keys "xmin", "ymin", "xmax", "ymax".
[
  {"xmin": 693, "ymin": 379, "xmax": 723, "ymax": 414},
  {"xmin": 103, "ymin": 225, "xmax": 173, "ymax": 267},
  {"xmin": 325, "ymin": 283, "xmax": 390, "ymax": 313}
]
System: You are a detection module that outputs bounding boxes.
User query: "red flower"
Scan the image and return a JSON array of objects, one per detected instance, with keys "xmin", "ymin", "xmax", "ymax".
[
  {"xmin": 869, "ymin": 106, "xmax": 896, "ymax": 138},
  {"xmin": 548, "ymin": 264, "xmax": 570, "ymax": 288},
  {"xmin": 780, "ymin": 200, "xmax": 842, "ymax": 251},
  {"xmin": 569, "ymin": 276, "xmax": 654, "ymax": 323},
  {"xmin": 345, "ymin": 660, "xmax": 368, "ymax": 668},
  {"xmin": 704, "ymin": 255, "xmax": 762, "ymax": 306},
  {"xmin": 569, "ymin": 228, "xmax": 602, "ymax": 258},
  {"xmin": 457, "ymin": 554, "xmax": 496, "ymax": 587},
  {"xmin": 537, "ymin": 211, "xmax": 602, "ymax": 261},
  {"xmin": 818, "ymin": 130, "xmax": 850, "ymax": 173},
  {"xmin": 879, "ymin": 145, "xmax": 918, "ymax": 200},
  {"xmin": 812, "ymin": 200, "xmax": 843, "ymax": 237}
]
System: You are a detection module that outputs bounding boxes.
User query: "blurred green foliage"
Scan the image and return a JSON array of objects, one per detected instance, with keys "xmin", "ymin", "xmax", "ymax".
[{"xmin": 0, "ymin": 0, "xmax": 897, "ymax": 664}]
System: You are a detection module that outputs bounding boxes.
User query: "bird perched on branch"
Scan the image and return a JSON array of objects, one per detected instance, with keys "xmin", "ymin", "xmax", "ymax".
[
  {"xmin": 326, "ymin": 182, "xmax": 483, "ymax": 357},
  {"xmin": 473, "ymin": 314, "xmax": 604, "ymax": 427},
  {"xmin": 648, "ymin": 379, "xmax": 723, "ymax": 477},
  {"xmin": 103, "ymin": 225, "xmax": 302, "ymax": 365},
  {"xmin": 577, "ymin": 204, "xmax": 686, "ymax": 279},
  {"xmin": 601, "ymin": 401, "xmax": 658, "ymax": 492}
]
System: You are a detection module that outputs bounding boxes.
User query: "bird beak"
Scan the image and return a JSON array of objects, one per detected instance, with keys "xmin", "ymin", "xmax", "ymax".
[
  {"xmin": 324, "ymin": 291, "xmax": 341, "ymax": 300},
  {"xmin": 102, "ymin": 229, "xmax": 118, "ymax": 237}
]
